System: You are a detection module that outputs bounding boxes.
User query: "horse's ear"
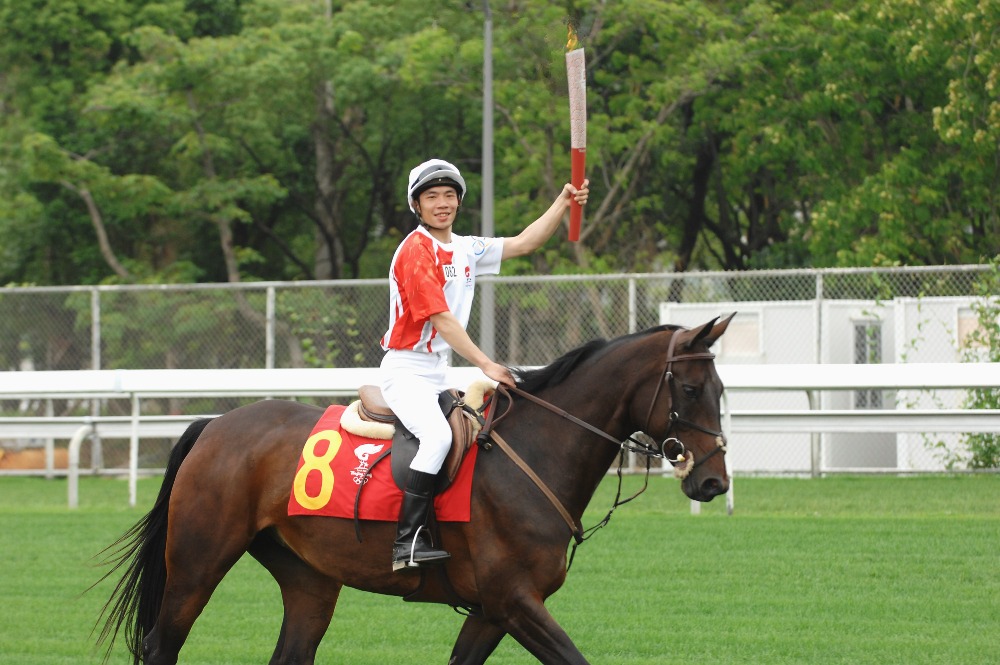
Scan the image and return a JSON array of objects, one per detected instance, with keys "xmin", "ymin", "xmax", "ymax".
[
  {"xmin": 684, "ymin": 312, "xmax": 737, "ymax": 350},
  {"xmin": 706, "ymin": 312, "xmax": 737, "ymax": 348}
]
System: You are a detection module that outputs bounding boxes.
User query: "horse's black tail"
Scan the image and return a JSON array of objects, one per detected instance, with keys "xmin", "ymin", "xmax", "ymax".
[{"xmin": 93, "ymin": 417, "xmax": 215, "ymax": 664}]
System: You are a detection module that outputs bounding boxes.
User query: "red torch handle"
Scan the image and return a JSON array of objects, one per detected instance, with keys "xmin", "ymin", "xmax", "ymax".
[{"xmin": 569, "ymin": 147, "xmax": 586, "ymax": 241}]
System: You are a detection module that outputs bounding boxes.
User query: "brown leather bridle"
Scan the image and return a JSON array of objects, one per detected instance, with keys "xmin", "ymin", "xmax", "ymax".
[{"xmin": 639, "ymin": 329, "xmax": 728, "ymax": 471}]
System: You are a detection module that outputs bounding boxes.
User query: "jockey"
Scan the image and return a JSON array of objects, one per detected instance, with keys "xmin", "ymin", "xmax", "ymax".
[{"xmin": 379, "ymin": 158, "xmax": 589, "ymax": 571}]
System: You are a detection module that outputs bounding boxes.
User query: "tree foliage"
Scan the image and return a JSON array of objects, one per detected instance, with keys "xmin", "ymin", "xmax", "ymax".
[{"xmin": 0, "ymin": 0, "xmax": 997, "ymax": 287}]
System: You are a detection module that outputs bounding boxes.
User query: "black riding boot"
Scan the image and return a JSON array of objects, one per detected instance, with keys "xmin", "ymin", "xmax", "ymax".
[{"xmin": 392, "ymin": 469, "xmax": 451, "ymax": 572}]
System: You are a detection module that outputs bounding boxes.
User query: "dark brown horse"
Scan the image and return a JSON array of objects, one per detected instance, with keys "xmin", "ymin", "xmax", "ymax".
[{"xmin": 97, "ymin": 315, "xmax": 734, "ymax": 664}]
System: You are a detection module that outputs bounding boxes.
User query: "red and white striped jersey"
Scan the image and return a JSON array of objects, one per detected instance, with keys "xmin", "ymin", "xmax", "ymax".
[{"xmin": 380, "ymin": 226, "xmax": 503, "ymax": 353}]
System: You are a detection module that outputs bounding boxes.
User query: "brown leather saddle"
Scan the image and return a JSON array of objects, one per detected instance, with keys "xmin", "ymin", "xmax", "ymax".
[{"xmin": 357, "ymin": 384, "xmax": 480, "ymax": 493}]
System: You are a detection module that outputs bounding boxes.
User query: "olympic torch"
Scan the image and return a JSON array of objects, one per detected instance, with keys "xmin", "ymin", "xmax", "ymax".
[{"xmin": 565, "ymin": 26, "xmax": 586, "ymax": 242}]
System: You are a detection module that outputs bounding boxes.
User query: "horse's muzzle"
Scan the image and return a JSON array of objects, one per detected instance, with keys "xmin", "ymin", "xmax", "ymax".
[{"xmin": 684, "ymin": 473, "xmax": 729, "ymax": 502}]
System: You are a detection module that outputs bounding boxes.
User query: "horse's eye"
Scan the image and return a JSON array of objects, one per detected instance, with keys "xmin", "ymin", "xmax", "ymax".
[{"xmin": 682, "ymin": 384, "xmax": 698, "ymax": 399}]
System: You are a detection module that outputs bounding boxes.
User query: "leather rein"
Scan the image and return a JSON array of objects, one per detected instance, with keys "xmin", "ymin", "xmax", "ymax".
[{"xmin": 472, "ymin": 330, "xmax": 727, "ymax": 568}]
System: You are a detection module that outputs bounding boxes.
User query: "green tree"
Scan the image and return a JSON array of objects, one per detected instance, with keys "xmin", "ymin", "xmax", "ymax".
[
  {"xmin": 808, "ymin": 0, "xmax": 1000, "ymax": 266},
  {"xmin": 2, "ymin": 0, "xmax": 999, "ymax": 287}
]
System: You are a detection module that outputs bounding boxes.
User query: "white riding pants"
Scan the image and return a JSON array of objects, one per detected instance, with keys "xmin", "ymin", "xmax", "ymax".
[{"xmin": 379, "ymin": 349, "xmax": 452, "ymax": 474}]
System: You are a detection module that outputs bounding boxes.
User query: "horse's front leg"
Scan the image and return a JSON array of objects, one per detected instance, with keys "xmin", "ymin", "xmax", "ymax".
[
  {"xmin": 488, "ymin": 589, "xmax": 589, "ymax": 665},
  {"xmin": 448, "ymin": 614, "xmax": 506, "ymax": 665}
]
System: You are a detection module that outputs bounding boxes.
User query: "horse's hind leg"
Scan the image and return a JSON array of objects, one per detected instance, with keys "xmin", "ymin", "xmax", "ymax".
[
  {"xmin": 142, "ymin": 527, "xmax": 250, "ymax": 664},
  {"xmin": 268, "ymin": 582, "xmax": 341, "ymax": 665},
  {"xmin": 249, "ymin": 532, "xmax": 342, "ymax": 665},
  {"xmin": 448, "ymin": 614, "xmax": 507, "ymax": 665}
]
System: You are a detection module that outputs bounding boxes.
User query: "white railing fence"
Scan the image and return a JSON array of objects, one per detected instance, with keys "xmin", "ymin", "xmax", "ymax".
[
  {"xmin": 1, "ymin": 265, "xmax": 996, "ymax": 482},
  {"xmin": 0, "ymin": 365, "xmax": 996, "ymax": 509}
]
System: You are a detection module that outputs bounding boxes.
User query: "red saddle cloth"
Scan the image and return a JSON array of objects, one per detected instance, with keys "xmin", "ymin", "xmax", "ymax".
[{"xmin": 287, "ymin": 404, "xmax": 477, "ymax": 522}]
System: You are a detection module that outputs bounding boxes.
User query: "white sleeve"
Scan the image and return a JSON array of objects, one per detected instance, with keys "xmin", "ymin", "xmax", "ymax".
[{"xmin": 468, "ymin": 236, "xmax": 503, "ymax": 276}]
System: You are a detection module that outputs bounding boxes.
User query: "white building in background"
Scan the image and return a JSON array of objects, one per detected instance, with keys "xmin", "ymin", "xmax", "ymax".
[{"xmin": 660, "ymin": 297, "xmax": 987, "ymax": 474}]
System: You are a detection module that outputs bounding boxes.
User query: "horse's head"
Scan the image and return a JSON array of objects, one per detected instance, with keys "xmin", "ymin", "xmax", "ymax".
[{"xmin": 637, "ymin": 314, "xmax": 734, "ymax": 502}]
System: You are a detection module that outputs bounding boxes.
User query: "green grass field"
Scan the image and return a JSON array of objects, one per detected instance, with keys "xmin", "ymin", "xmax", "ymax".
[{"xmin": 1, "ymin": 474, "xmax": 997, "ymax": 664}]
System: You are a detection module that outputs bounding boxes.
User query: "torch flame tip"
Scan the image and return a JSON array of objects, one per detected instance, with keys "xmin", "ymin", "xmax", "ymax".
[{"xmin": 566, "ymin": 23, "xmax": 579, "ymax": 52}]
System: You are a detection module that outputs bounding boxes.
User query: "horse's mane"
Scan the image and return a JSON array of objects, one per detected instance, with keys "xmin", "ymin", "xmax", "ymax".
[{"xmin": 513, "ymin": 324, "xmax": 682, "ymax": 393}]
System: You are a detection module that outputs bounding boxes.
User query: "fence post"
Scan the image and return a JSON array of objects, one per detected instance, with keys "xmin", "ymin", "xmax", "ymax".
[
  {"xmin": 628, "ymin": 277, "xmax": 637, "ymax": 334},
  {"xmin": 815, "ymin": 272, "xmax": 824, "ymax": 363},
  {"xmin": 91, "ymin": 287, "xmax": 101, "ymax": 370},
  {"xmin": 90, "ymin": 287, "xmax": 104, "ymax": 470},
  {"xmin": 129, "ymin": 394, "xmax": 140, "ymax": 507},
  {"xmin": 44, "ymin": 399, "xmax": 54, "ymax": 480},
  {"xmin": 813, "ymin": 272, "xmax": 825, "ymax": 476},
  {"xmin": 67, "ymin": 420, "xmax": 95, "ymax": 509},
  {"xmin": 808, "ymin": 389, "xmax": 821, "ymax": 477},
  {"xmin": 894, "ymin": 302, "xmax": 910, "ymax": 471},
  {"xmin": 266, "ymin": 286, "xmax": 276, "ymax": 369}
]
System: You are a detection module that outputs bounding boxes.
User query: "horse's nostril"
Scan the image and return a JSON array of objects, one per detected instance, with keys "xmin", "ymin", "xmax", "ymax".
[{"xmin": 700, "ymin": 477, "xmax": 725, "ymax": 497}]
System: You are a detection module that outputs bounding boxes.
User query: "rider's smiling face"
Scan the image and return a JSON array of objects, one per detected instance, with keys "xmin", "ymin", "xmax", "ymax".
[{"xmin": 414, "ymin": 186, "xmax": 460, "ymax": 239}]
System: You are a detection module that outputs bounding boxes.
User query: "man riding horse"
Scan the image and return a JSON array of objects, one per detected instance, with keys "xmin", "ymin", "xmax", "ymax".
[{"xmin": 379, "ymin": 158, "xmax": 590, "ymax": 570}]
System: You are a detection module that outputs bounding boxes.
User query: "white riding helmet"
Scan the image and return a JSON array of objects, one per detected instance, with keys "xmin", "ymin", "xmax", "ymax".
[{"xmin": 406, "ymin": 159, "xmax": 467, "ymax": 214}]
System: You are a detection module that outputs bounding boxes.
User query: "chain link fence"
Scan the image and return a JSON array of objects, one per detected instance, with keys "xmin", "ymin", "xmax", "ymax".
[{"xmin": 0, "ymin": 265, "xmax": 995, "ymax": 474}]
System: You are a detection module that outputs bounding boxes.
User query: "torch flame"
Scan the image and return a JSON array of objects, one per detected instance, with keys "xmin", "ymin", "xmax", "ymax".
[{"xmin": 566, "ymin": 24, "xmax": 579, "ymax": 52}]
